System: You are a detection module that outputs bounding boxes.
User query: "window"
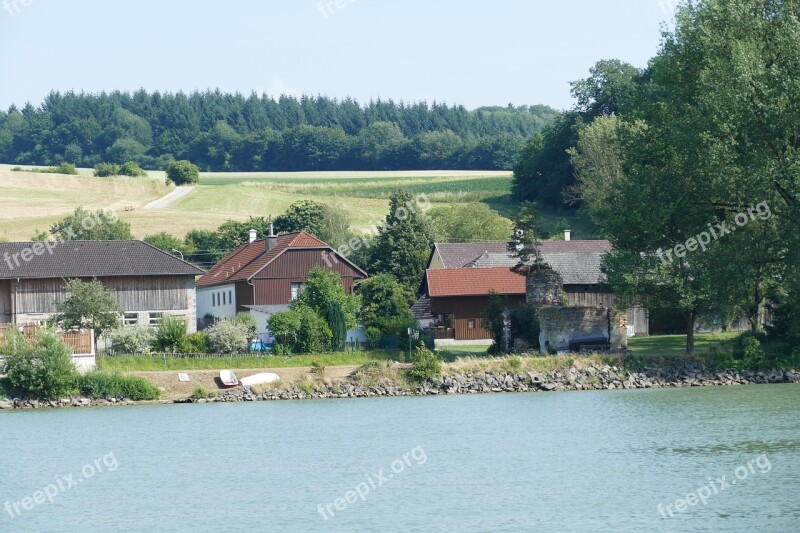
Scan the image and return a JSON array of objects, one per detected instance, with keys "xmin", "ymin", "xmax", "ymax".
[
  {"xmin": 291, "ymin": 282, "xmax": 305, "ymax": 301},
  {"xmin": 123, "ymin": 313, "xmax": 138, "ymax": 326},
  {"xmin": 467, "ymin": 319, "xmax": 476, "ymax": 329},
  {"xmin": 212, "ymin": 293, "xmax": 217, "ymax": 307},
  {"xmin": 229, "ymin": 290, "xmax": 233, "ymax": 306},
  {"xmin": 222, "ymin": 292, "xmax": 226, "ymax": 305},
  {"xmin": 148, "ymin": 313, "xmax": 163, "ymax": 326}
]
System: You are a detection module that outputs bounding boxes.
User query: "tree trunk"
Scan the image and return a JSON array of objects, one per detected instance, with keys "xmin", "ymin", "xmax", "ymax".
[
  {"xmin": 750, "ymin": 283, "xmax": 762, "ymax": 334},
  {"xmin": 685, "ymin": 309, "xmax": 697, "ymax": 355}
]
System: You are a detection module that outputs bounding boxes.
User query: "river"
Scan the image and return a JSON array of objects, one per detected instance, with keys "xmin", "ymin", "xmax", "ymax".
[{"xmin": 1, "ymin": 384, "xmax": 798, "ymax": 532}]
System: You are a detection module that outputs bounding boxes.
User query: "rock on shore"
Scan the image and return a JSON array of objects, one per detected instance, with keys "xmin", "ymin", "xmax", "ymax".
[{"xmin": 2, "ymin": 363, "xmax": 798, "ymax": 409}]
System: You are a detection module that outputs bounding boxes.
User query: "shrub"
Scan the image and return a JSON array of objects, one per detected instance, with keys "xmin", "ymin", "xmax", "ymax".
[
  {"xmin": 206, "ymin": 318, "xmax": 250, "ymax": 354},
  {"xmin": 94, "ymin": 163, "xmax": 120, "ymax": 177},
  {"xmin": 2, "ymin": 329, "xmax": 79, "ymax": 399},
  {"xmin": 233, "ymin": 313, "xmax": 259, "ymax": 340},
  {"xmin": 50, "ymin": 163, "xmax": 78, "ymax": 175},
  {"xmin": 510, "ymin": 304, "xmax": 540, "ymax": 351},
  {"xmin": 191, "ymin": 386, "xmax": 213, "ymax": 400},
  {"xmin": 268, "ymin": 304, "xmax": 332, "ymax": 354},
  {"xmin": 166, "ymin": 160, "xmax": 200, "ymax": 185},
  {"xmin": 295, "ymin": 377, "xmax": 316, "ymax": 396},
  {"xmin": 118, "ymin": 161, "xmax": 147, "ymax": 177},
  {"xmin": 365, "ymin": 326, "xmax": 382, "ymax": 349},
  {"xmin": 154, "ymin": 315, "xmax": 187, "ymax": 353},
  {"xmin": 110, "ymin": 325, "xmax": 155, "ymax": 354},
  {"xmin": 77, "ymin": 371, "xmax": 160, "ymax": 400},
  {"xmin": 407, "ymin": 343, "xmax": 442, "ymax": 384},
  {"xmin": 179, "ymin": 332, "xmax": 209, "ymax": 354},
  {"xmin": 325, "ymin": 300, "xmax": 347, "ymax": 352},
  {"xmin": 310, "ymin": 360, "xmax": 326, "ymax": 379}
]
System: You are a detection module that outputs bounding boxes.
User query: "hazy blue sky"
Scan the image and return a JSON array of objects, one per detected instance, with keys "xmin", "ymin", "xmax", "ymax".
[{"xmin": 0, "ymin": 0, "xmax": 676, "ymax": 111}]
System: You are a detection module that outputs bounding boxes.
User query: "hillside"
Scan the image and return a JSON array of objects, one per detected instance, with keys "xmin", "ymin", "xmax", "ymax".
[{"xmin": 0, "ymin": 166, "xmax": 595, "ymax": 242}]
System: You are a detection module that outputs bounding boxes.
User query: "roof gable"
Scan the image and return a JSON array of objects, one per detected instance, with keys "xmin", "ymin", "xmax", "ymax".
[{"xmin": 196, "ymin": 231, "xmax": 365, "ymax": 287}]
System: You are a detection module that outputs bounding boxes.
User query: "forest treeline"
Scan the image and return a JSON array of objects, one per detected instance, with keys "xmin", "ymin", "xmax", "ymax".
[{"xmin": 0, "ymin": 91, "xmax": 559, "ymax": 171}]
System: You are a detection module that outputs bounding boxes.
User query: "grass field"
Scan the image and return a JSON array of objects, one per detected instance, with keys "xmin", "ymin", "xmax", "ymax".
[
  {"xmin": 0, "ymin": 165, "xmax": 595, "ymax": 241},
  {"xmin": 97, "ymin": 351, "xmax": 391, "ymax": 372},
  {"xmin": 627, "ymin": 333, "xmax": 738, "ymax": 355}
]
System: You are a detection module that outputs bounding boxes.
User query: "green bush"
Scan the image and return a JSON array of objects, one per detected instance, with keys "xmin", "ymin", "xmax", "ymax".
[
  {"xmin": 510, "ymin": 304, "xmax": 540, "ymax": 349},
  {"xmin": 166, "ymin": 160, "xmax": 200, "ymax": 185},
  {"xmin": 206, "ymin": 318, "xmax": 250, "ymax": 354},
  {"xmin": 407, "ymin": 343, "xmax": 442, "ymax": 384},
  {"xmin": 49, "ymin": 163, "xmax": 78, "ymax": 175},
  {"xmin": 191, "ymin": 386, "xmax": 213, "ymax": 399},
  {"xmin": 179, "ymin": 332, "xmax": 210, "ymax": 354},
  {"xmin": 119, "ymin": 161, "xmax": 147, "ymax": 177},
  {"xmin": 110, "ymin": 325, "xmax": 155, "ymax": 354},
  {"xmin": 268, "ymin": 305, "xmax": 332, "ymax": 354},
  {"xmin": 310, "ymin": 360, "xmax": 326, "ymax": 379},
  {"xmin": 77, "ymin": 371, "xmax": 160, "ymax": 400},
  {"xmin": 94, "ymin": 163, "xmax": 120, "ymax": 177},
  {"xmin": 233, "ymin": 313, "xmax": 259, "ymax": 340},
  {"xmin": 1, "ymin": 329, "xmax": 78, "ymax": 399},
  {"xmin": 154, "ymin": 316, "xmax": 187, "ymax": 353}
]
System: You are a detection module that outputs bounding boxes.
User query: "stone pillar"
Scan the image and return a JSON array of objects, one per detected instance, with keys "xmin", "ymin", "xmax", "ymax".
[{"xmin": 525, "ymin": 267, "xmax": 563, "ymax": 306}]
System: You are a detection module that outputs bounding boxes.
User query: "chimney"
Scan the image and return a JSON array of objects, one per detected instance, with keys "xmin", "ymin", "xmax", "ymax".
[
  {"xmin": 267, "ymin": 223, "xmax": 278, "ymax": 252},
  {"xmin": 248, "ymin": 229, "xmax": 257, "ymax": 244},
  {"xmin": 564, "ymin": 229, "xmax": 572, "ymax": 242}
]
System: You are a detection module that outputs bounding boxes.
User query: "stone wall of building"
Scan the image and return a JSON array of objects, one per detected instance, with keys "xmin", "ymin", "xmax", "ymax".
[
  {"xmin": 524, "ymin": 267, "xmax": 564, "ymax": 306},
  {"xmin": 538, "ymin": 306, "xmax": 627, "ymax": 353}
]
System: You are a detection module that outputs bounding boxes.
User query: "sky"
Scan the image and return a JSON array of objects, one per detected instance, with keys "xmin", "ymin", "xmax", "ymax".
[{"xmin": 0, "ymin": 0, "xmax": 677, "ymax": 111}]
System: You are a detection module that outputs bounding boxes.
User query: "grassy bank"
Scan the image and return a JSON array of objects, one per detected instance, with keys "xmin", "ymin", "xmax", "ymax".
[{"xmin": 98, "ymin": 351, "xmax": 391, "ymax": 372}]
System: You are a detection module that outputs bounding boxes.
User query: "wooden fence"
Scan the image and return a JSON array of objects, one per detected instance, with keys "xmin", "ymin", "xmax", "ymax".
[{"xmin": 0, "ymin": 324, "xmax": 93, "ymax": 355}]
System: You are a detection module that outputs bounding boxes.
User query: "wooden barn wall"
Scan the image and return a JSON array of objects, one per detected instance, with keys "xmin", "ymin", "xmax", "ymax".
[
  {"xmin": 13, "ymin": 276, "xmax": 190, "ymax": 314},
  {"xmin": 430, "ymin": 295, "xmax": 525, "ymax": 341},
  {"xmin": 251, "ymin": 249, "xmax": 361, "ymax": 306},
  {"xmin": 564, "ymin": 285, "xmax": 615, "ymax": 307},
  {"xmin": 0, "ymin": 280, "xmax": 11, "ymax": 323}
]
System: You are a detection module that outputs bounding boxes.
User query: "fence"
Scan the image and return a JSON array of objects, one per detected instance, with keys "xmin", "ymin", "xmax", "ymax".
[{"xmin": 0, "ymin": 324, "xmax": 94, "ymax": 355}]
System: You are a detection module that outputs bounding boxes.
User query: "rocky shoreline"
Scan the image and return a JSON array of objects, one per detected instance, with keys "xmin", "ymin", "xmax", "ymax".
[{"xmin": 2, "ymin": 362, "xmax": 798, "ymax": 409}]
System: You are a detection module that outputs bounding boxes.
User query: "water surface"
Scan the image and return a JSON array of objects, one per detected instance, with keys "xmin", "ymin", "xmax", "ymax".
[{"xmin": 1, "ymin": 384, "xmax": 798, "ymax": 532}]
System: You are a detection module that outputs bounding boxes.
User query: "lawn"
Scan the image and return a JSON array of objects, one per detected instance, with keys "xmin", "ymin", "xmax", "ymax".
[
  {"xmin": 627, "ymin": 333, "xmax": 738, "ymax": 355},
  {"xmin": 97, "ymin": 351, "xmax": 391, "ymax": 372}
]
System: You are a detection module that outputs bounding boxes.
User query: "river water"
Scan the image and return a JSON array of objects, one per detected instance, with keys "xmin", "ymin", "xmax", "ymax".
[{"xmin": 1, "ymin": 384, "xmax": 798, "ymax": 532}]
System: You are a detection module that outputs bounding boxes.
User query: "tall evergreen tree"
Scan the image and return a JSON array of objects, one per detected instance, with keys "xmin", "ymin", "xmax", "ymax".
[{"xmin": 368, "ymin": 189, "xmax": 434, "ymax": 293}]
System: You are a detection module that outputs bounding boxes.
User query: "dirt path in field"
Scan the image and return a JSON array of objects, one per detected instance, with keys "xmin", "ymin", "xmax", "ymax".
[
  {"xmin": 143, "ymin": 186, "xmax": 195, "ymax": 209},
  {"xmin": 130, "ymin": 365, "xmax": 361, "ymax": 400}
]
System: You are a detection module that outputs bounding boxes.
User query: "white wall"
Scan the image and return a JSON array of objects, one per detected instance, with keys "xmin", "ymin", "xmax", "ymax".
[
  {"xmin": 196, "ymin": 284, "xmax": 238, "ymax": 322},
  {"xmin": 249, "ymin": 309, "xmax": 275, "ymax": 344}
]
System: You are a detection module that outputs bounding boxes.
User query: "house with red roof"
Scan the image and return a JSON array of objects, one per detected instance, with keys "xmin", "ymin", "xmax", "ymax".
[
  {"xmin": 196, "ymin": 226, "xmax": 367, "ymax": 342},
  {"xmin": 416, "ymin": 232, "xmax": 649, "ymax": 345}
]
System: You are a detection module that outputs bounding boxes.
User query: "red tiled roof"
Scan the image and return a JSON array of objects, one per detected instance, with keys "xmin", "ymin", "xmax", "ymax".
[
  {"xmin": 426, "ymin": 267, "xmax": 525, "ymax": 298},
  {"xmin": 197, "ymin": 231, "xmax": 329, "ymax": 287}
]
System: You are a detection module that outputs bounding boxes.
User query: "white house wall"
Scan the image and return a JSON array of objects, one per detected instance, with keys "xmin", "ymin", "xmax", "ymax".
[{"xmin": 196, "ymin": 284, "xmax": 238, "ymax": 322}]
